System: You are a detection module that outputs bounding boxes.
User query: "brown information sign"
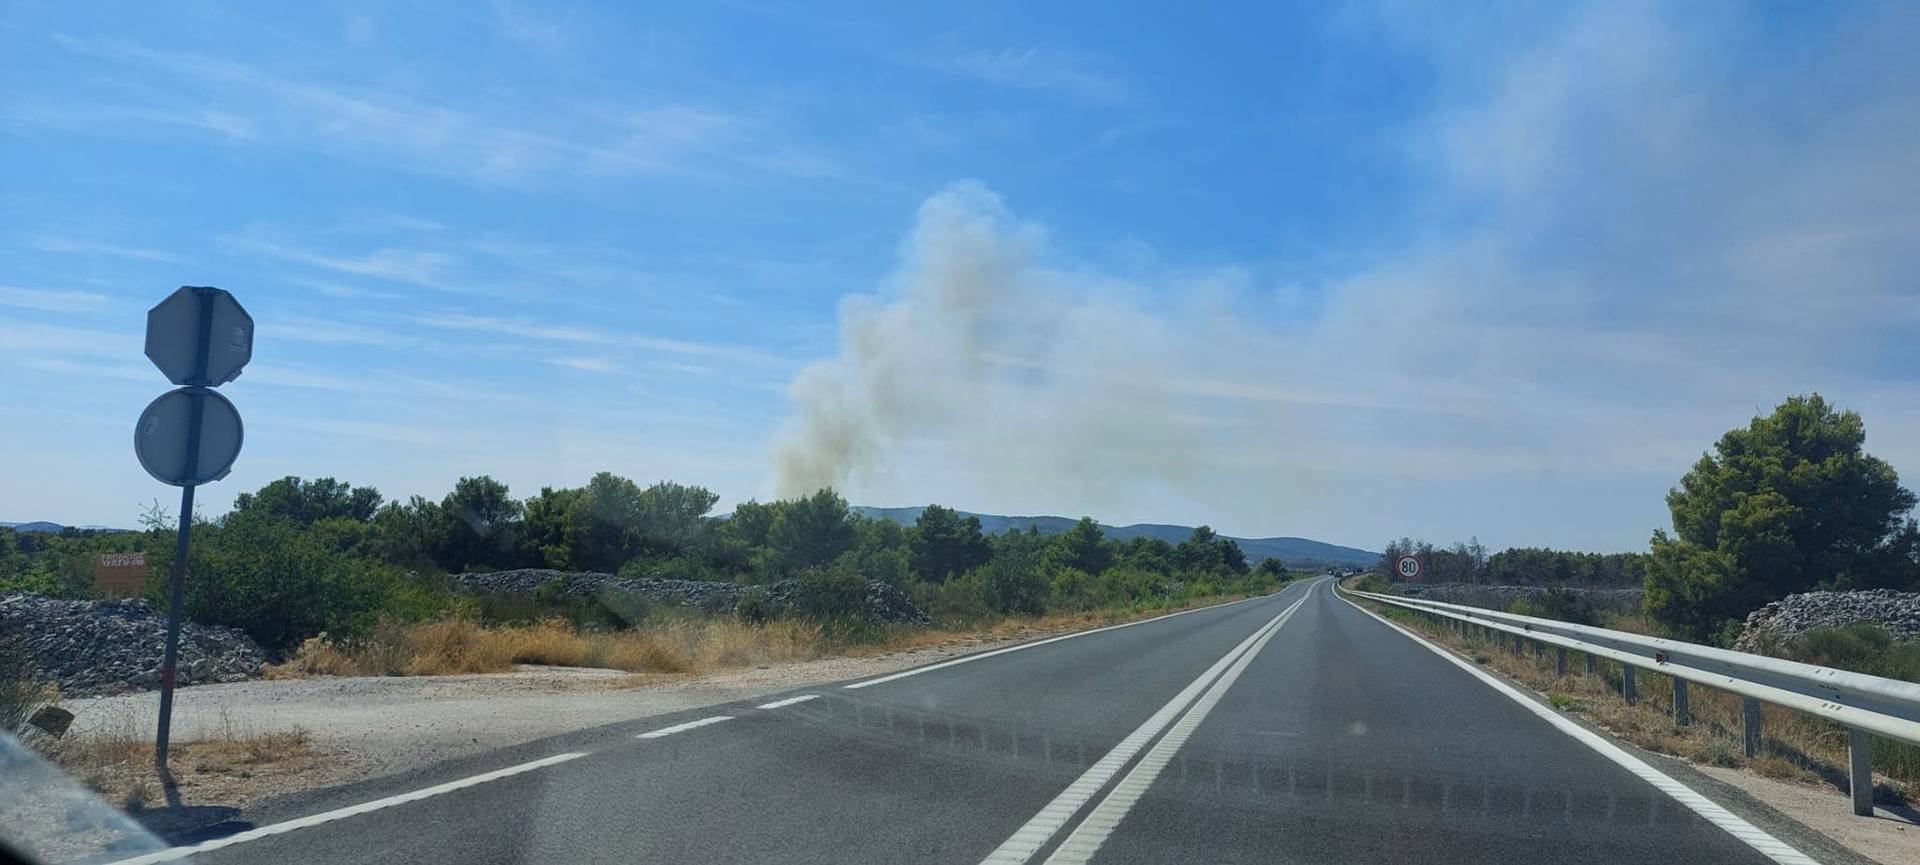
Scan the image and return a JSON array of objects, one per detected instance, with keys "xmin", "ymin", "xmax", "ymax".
[{"xmin": 94, "ymin": 552, "xmax": 149, "ymax": 598}]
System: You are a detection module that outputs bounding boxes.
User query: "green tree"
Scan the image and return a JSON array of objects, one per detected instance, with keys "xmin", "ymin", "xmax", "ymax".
[
  {"xmin": 519, "ymin": 486, "xmax": 586, "ymax": 569},
  {"xmin": 908, "ymin": 504, "xmax": 991, "ymax": 583},
  {"xmin": 233, "ymin": 476, "xmax": 382, "ymax": 525},
  {"xmin": 840, "ymin": 516, "xmax": 910, "ymax": 587},
  {"xmin": 437, "ymin": 475, "xmax": 525, "ymax": 572},
  {"xmin": 1114, "ymin": 536, "xmax": 1175, "ymax": 574},
  {"xmin": 370, "ymin": 496, "xmax": 447, "ymax": 569},
  {"xmin": 1646, "ymin": 395, "xmax": 1919, "ymax": 637},
  {"xmin": 1047, "ymin": 517, "xmax": 1113, "ymax": 575},
  {"xmin": 764, "ymin": 489, "xmax": 857, "ymax": 576}
]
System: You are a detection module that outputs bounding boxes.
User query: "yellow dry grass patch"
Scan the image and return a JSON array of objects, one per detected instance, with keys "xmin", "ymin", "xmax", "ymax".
[
  {"xmin": 273, "ymin": 617, "xmax": 830, "ymax": 678},
  {"xmin": 49, "ymin": 718, "xmax": 326, "ymax": 810}
]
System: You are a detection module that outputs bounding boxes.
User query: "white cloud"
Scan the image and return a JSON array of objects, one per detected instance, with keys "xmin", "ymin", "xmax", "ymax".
[
  {"xmin": 32, "ymin": 35, "xmax": 839, "ymax": 190},
  {"xmin": 547, "ymin": 356, "xmax": 620, "ymax": 374},
  {"xmin": 779, "ymin": 3, "xmax": 1920, "ymax": 549},
  {"xmin": 0, "ymin": 286, "xmax": 110, "ymax": 313},
  {"xmin": 930, "ymin": 45, "xmax": 1132, "ymax": 105},
  {"xmin": 28, "ymin": 235, "xmax": 180, "ymax": 263}
]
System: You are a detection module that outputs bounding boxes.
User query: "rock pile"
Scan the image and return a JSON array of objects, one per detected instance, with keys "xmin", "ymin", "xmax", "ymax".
[
  {"xmin": 0, "ymin": 593, "xmax": 267, "ymax": 696},
  {"xmin": 1734, "ymin": 589, "xmax": 1920, "ymax": 652},
  {"xmin": 453, "ymin": 569, "xmax": 931, "ymax": 625},
  {"xmin": 1395, "ymin": 583, "xmax": 1644, "ymax": 612}
]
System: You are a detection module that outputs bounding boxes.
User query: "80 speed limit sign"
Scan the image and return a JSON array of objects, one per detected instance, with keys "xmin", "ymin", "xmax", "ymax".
[{"xmin": 1396, "ymin": 556, "xmax": 1421, "ymax": 579}]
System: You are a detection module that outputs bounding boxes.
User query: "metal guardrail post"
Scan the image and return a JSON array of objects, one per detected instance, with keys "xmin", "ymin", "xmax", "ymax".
[
  {"xmin": 1672, "ymin": 678, "xmax": 1689, "ymax": 726},
  {"xmin": 1742, "ymin": 698, "xmax": 1763, "ymax": 757},
  {"xmin": 1848, "ymin": 729, "xmax": 1874, "ymax": 816},
  {"xmin": 1622, "ymin": 665, "xmax": 1638, "ymax": 705},
  {"xmin": 1555, "ymin": 647, "xmax": 1568, "ymax": 677},
  {"xmin": 1585, "ymin": 652, "xmax": 1597, "ymax": 675}
]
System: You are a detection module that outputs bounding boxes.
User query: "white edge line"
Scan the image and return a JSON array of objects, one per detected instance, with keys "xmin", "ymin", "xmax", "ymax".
[
  {"xmin": 978, "ymin": 589, "xmax": 1316, "ymax": 865},
  {"xmin": 846, "ymin": 588, "xmax": 1292, "ymax": 690},
  {"xmin": 1046, "ymin": 584, "xmax": 1307, "ymax": 864},
  {"xmin": 756, "ymin": 694, "xmax": 819, "ymax": 710},
  {"xmin": 102, "ymin": 751, "xmax": 589, "ymax": 865},
  {"xmin": 1336, "ymin": 590, "xmax": 1820, "ymax": 865},
  {"xmin": 637, "ymin": 714, "xmax": 734, "ymax": 739}
]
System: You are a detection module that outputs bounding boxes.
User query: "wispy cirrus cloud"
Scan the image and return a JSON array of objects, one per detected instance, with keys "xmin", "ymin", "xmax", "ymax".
[
  {"xmin": 0, "ymin": 286, "xmax": 110, "ymax": 313},
  {"xmin": 547, "ymin": 356, "xmax": 620, "ymax": 374},
  {"xmin": 925, "ymin": 45, "xmax": 1132, "ymax": 105},
  {"xmin": 490, "ymin": 0, "xmax": 577, "ymax": 49},
  {"xmin": 413, "ymin": 310, "xmax": 786, "ymax": 366},
  {"xmin": 27, "ymin": 34, "xmax": 840, "ymax": 190},
  {"xmin": 28, "ymin": 235, "xmax": 181, "ymax": 263}
]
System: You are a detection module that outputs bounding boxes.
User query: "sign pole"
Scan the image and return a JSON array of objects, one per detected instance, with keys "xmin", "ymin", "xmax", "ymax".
[
  {"xmin": 154, "ymin": 290, "xmax": 213, "ymax": 767},
  {"xmin": 155, "ymin": 482, "xmax": 194, "ymax": 765}
]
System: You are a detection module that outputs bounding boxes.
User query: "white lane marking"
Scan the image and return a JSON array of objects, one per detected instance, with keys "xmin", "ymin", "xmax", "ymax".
[
  {"xmin": 1044, "ymin": 585, "xmax": 1307, "ymax": 864},
  {"xmin": 756, "ymin": 694, "xmax": 819, "ymax": 710},
  {"xmin": 847, "ymin": 590, "xmax": 1287, "ymax": 690},
  {"xmin": 102, "ymin": 752, "xmax": 588, "ymax": 865},
  {"xmin": 637, "ymin": 715, "xmax": 734, "ymax": 739},
  {"xmin": 1338, "ymin": 592, "xmax": 1819, "ymax": 865},
  {"xmin": 978, "ymin": 588, "xmax": 1317, "ymax": 865}
]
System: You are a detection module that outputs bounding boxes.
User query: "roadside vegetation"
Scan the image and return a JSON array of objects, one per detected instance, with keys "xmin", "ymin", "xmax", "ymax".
[
  {"xmin": 1, "ymin": 477, "xmax": 1302, "ymax": 676},
  {"xmin": 1355, "ymin": 393, "xmax": 1920, "ymax": 801}
]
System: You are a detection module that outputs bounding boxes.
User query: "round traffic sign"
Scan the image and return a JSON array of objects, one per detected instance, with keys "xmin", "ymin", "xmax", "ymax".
[
  {"xmin": 135, "ymin": 387, "xmax": 244, "ymax": 486},
  {"xmin": 1396, "ymin": 555, "xmax": 1421, "ymax": 579}
]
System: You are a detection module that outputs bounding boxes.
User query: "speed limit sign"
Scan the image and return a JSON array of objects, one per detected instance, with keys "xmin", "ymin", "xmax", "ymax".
[{"xmin": 1397, "ymin": 556, "xmax": 1421, "ymax": 579}]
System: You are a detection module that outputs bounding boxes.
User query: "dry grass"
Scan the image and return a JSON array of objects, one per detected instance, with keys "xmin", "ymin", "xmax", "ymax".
[
  {"xmin": 273, "ymin": 590, "xmax": 1270, "ymax": 681},
  {"xmin": 46, "ymin": 714, "xmax": 325, "ymax": 810},
  {"xmin": 273, "ymin": 616, "xmax": 829, "ymax": 678},
  {"xmin": 1367, "ymin": 602, "xmax": 1914, "ymax": 802}
]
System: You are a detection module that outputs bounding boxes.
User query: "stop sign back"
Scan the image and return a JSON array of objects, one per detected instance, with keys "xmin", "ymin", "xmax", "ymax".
[{"xmin": 145, "ymin": 286, "xmax": 253, "ymax": 386}]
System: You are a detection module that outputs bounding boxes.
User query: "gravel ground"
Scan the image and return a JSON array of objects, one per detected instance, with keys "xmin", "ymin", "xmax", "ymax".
[
  {"xmin": 57, "ymin": 633, "xmax": 1029, "ymax": 803},
  {"xmin": 1694, "ymin": 766, "xmax": 1918, "ymax": 865}
]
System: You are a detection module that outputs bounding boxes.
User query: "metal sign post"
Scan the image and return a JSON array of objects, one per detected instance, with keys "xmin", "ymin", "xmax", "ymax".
[{"xmin": 138, "ymin": 286, "xmax": 251, "ymax": 766}]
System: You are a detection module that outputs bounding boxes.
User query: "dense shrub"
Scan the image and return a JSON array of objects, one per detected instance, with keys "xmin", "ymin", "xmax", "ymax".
[
  {"xmin": 145, "ymin": 510, "xmax": 421, "ymax": 652},
  {"xmin": 790, "ymin": 563, "xmax": 872, "ymax": 621},
  {"xmin": 1508, "ymin": 588, "xmax": 1602, "ymax": 626}
]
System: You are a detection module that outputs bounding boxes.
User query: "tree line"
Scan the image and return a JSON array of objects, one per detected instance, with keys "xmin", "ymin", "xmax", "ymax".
[{"xmin": 1, "ymin": 477, "xmax": 1292, "ymax": 652}]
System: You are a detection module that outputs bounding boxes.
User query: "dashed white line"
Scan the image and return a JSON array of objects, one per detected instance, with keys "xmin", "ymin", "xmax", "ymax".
[
  {"xmin": 978, "ymin": 588, "xmax": 1316, "ymax": 865},
  {"xmin": 846, "ymin": 591, "xmax": 1284, "ymax": 690},
  {"xmin": 101, "ymin": 751, "xmax": 588, "ymax": 865},
  {"xmin": 756, "ymin": 694, "xmax": 819, "ymax": 710},
  {"xmin": 636, "ymin": 715, "xmax": 734, "ymax": 739},
  {"xmin": 1337, "ymin": 590, "xmax": 1819, "ymax": 865}
]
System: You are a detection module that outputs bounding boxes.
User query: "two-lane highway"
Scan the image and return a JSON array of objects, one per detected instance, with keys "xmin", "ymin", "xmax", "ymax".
[{"xmin": 133, "ymin": 577, "xmax": 1852, "ymax": 865}]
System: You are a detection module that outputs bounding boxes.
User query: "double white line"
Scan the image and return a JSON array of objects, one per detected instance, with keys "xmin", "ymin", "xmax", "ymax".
[{"xmin": 981, "ymin": 583, "xmax": 1316, "ymax": 865}]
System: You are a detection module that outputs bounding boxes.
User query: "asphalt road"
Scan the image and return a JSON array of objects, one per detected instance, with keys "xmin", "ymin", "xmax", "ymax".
[{"xmin": 127, "ymin": 577, "xmax": 1859, "ymax": 865}]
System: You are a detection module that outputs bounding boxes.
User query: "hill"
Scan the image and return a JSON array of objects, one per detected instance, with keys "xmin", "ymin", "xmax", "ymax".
[
  {"xmin": 849, "ymin": 506, "xmax": 1376, "ymax": 568},
  {"xmin": 0, "ymin": 521, "xmax": 129, "ymax": 533}
]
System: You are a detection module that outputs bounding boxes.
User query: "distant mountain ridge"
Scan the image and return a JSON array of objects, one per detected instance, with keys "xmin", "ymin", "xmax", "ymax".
[
  {"xmin": 1, "ymin": 521, "xmax": 130, "ymax": 533},
  {"xmin": 849, "ymin": 505, "xmax": 1377, "ymax": 568}
]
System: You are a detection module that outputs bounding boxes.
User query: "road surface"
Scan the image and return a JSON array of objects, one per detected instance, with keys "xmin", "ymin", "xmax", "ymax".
[{"xmin": 124, "ymin": 577, "xmax": 1863, "ymax": 865}]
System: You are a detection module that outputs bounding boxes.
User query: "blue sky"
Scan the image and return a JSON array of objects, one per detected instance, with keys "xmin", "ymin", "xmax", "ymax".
[{"xmin": 4, "ymin": 2, "xmax": 1918, "ymax": 552}]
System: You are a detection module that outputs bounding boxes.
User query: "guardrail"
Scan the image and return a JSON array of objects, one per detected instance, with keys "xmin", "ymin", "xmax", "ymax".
[{"xmin": 1340, "ymin": 586, "xmax": 1920, "ymax": 816}]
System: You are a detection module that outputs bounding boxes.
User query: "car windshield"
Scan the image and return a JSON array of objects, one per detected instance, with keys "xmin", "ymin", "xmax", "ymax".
[{"xmin": 4, "ymin": 3, "xmax": 1919, "ymax": 865}]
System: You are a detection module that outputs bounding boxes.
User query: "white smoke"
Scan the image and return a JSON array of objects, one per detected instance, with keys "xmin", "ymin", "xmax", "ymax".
[
  {"xmin": 773, "ymin": 181, "xmax": 1227, "ymax": 505},
  {"xmin": 772, "ymin": 3, "xmax": 1920, "ymax": 548}
]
